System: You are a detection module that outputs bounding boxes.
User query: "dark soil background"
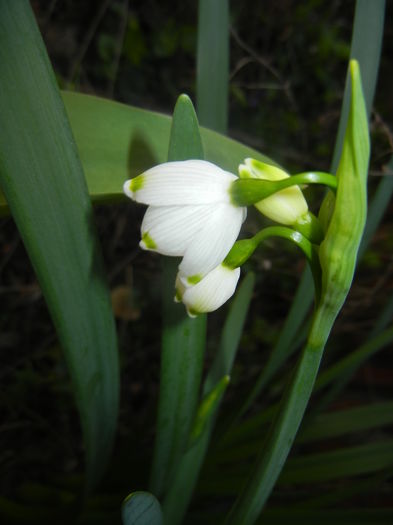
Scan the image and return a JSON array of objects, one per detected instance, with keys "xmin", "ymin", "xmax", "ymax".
[{"xmin": 1, "ymin": 0, "xmax": 393, "ymax": 516}]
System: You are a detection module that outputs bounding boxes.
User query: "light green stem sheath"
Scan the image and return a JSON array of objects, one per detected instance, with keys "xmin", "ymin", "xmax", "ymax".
[
  {"xmin": 225, "ymin": 312, "xmax": 326, "ymax": 524},
  {"xmin": 224, "ymin": 226, "xmax": 321, "ymax": 301}
]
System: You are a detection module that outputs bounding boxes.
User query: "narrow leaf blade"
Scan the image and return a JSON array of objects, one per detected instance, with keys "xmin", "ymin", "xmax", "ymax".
[
  {"xmin": 197, "ymin": 0, "xmax": 229, "ymax": 132},
  {"xmin": 149, "ymin": 95, "xmax": 207, "ymax": 497}
]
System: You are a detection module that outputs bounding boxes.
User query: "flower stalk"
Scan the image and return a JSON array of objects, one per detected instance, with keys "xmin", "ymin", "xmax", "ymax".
[{"xmin": 230, "ymin": 171, "xmax": 337, "ymax": 207}]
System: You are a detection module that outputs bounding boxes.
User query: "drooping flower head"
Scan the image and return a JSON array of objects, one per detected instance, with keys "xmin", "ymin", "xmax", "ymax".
[
  {"xmin": 175, "ymin": 264, "xmax": 241, "ymax": 317},
  {"xmin": 123, "ymin": 159, "xmax": 246, "ymax": 287}
]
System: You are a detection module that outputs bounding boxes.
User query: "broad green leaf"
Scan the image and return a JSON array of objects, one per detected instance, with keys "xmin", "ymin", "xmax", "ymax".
[
  {"xmin": 122, "ymin": 492, "xmax": 163, "ymax": 525},
  {"xmin": 0, "ymin": 1, "xmax": 119, "ymax": 490},
  {"xmin": 148, "ymin": 95, "xmax": 207, "ymax": 498},
  {"xmin": 197, "ymin": 0, "xmax": 229, "ymax": 133},
  {"xmin": 0, "ymin": 90, "xmax": 273, "ymax": 216}
]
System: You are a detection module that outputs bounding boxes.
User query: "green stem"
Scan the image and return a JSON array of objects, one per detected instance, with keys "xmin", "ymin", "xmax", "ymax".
[
  {"xmin": 224, "ymin": 304, "xmax": 330, "ymax": 525},
  {"xmin": 231, "ymin": 172, "xmax": 337, "ymax": 207},
  {"xmin": 224, "ymin": 226, "xmax": 321, "ymax": 302}
]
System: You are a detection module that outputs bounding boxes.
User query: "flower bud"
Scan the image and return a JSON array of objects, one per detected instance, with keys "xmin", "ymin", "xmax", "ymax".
[{"xmin": 239, "ymin": 158, "xmax": 308, "ymax": 225}]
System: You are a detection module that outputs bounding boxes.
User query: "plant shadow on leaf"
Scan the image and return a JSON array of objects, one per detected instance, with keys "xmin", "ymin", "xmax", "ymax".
[{"xmin": 127, "ymin": 131, "xmax": 160, "ymax": 180}]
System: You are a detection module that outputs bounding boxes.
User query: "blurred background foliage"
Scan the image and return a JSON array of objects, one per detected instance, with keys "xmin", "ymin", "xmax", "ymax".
[{"xmin": 1, "ymin": 0, "xmax": 393, "ymax": 518}]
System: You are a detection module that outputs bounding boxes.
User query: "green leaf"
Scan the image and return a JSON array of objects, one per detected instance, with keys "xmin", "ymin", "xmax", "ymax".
[
  {"xmin": 318, "ymin": 325, "xmax": 393, "ymax": 389},
  {"xmin": 188, "ymin": 375, "xmax": 230, "ymax": 447},
  {"xmin": 280, "ymin": 440, "xmax": 393, "ymax": 484},
  {"xmin": 162, "ymin": 377, "xmax": 229, "ymax": 525},
  {"xmin": 148, "ymin": 95, "xmax": 207, "ymax": 498},
  {"xmin": 0, "ymin": 90, "xmax": 273, "ymax": 216},
  {"xmin": 197, "ymin": 0, "xmax": 229, "ymax": 133},
  {"xmin": 0, "ymin": 2, "xmax": 119, "ymax": 490},
  {"xmin": 235, "ymin": 268, "xmax": 313, "ymax": 418},
  {"xmin": 213, "ymin": 401, "xmax": 393, "ymax": 463},
  {"xmin": 331, "ymin": 0, "xmax": 385, "ymax": 171},
  {"xmin": 256, "ymin": 509, "xmax": 393, "ymax": 525},
  {"xmin": 203, "ymin": 272, "xmax": 255, "ymax": 395},
  {"xmin": 122, "ymin": 492, "xmax": 163, "ymax": 525},
  {"xmin": 297, "ymin": 400, "xmax": 393, "ymax": 442},
  {"xmin": 359, "ymin": 156, "xmax": 393, "ymax": 260},
  {"xmin": 161, "ymin": 274, "xmax": 255, "ymax": 525},
  {"xmin": 216, "ymin": 324, "xmax": 393, "ymax": 451}
]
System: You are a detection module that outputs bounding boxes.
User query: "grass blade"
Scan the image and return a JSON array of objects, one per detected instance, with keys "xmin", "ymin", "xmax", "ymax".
[
  {"xmin": 359, "ymin": 157, "xmax": 393, "ymax": 259},
  {"xmin": 315, "ymin": 323, "xmax": 393, "ymax": 390},
  {"xmin": 162, "ymin": 377, "xmax": 229, "ymax": 525},
  {"xmin": 297, "ymin": 400, "xmax": 393, "ymax": 442},
  {"xmin": 203, "ymin": 272, "xmax": 255, "ymax": 395},
  {"xmin": 331, "ymin": 0, "xmax": 385, "ymax": 170},
  {"xmin": 280, "ymin": 440, "xmax": 393, "ymax": 484},
  {"xmin": 235, "ymin": 267, "xmax": 313, "ymax": 416},
  {"xmin": 197, "ymin": 0, "xmax": 229, "ymax": 133},
  {"xmin": 212, "ymin": 400, "xmax": 393, "ymax": 464},
  {"xmin": 0, "ymin": 2, "xmax": 119, "ymax": 490},
  {"xmin": 148, "ymin": 95, "xmax": 207, "ymax": 497},
  {"xmin": 256, "ymin": 509, "xmax": 393, "ymax": 525},
  {"xmin": 215, "ymin": 324, "xmax": 393, "ymax": 450}
]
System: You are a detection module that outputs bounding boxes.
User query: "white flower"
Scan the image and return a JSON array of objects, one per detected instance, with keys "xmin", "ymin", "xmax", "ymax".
[
  {"xmin": 238, "ymin": 158, "xmax": 308, "ymax": 225},
  {"xmin": 175, "ymin": 264, "xmax": 241, "ymax": 317},
  {"xmin": 123, "ymin": 160, "xmax": 246, "ymax": 281}
]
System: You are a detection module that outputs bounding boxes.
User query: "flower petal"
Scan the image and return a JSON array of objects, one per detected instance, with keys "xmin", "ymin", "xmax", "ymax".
[
  {"xmin": 239, "ymin": 158, "xmax": 308, "ymax": 225},
  {"xmin": 140, "ymin": 204, "xmax": 212, "ymax": 255},
  {"xmin": 179, "ymin": 203, "xmax": 245, "ymax": 278},
  {"xmin": 124, "ymin": 160, "xmax": 237, "ymax": 206},
  {"xmin": 179, "ymin": 265, "xmax": 241, "ymax": 316},
  {"xmin": 254, "ymin": 188, "xmax": 308, "ymax": 225}
]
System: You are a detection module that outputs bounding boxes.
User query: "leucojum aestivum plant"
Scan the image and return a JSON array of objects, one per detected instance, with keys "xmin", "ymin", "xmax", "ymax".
[
  {"xmin": 120, "ymin": 59, "xmax": 370, "ymax": 524},
  {"xmin": 3, "ymin": 1, "xmax": 389, "ymax": 523}
]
